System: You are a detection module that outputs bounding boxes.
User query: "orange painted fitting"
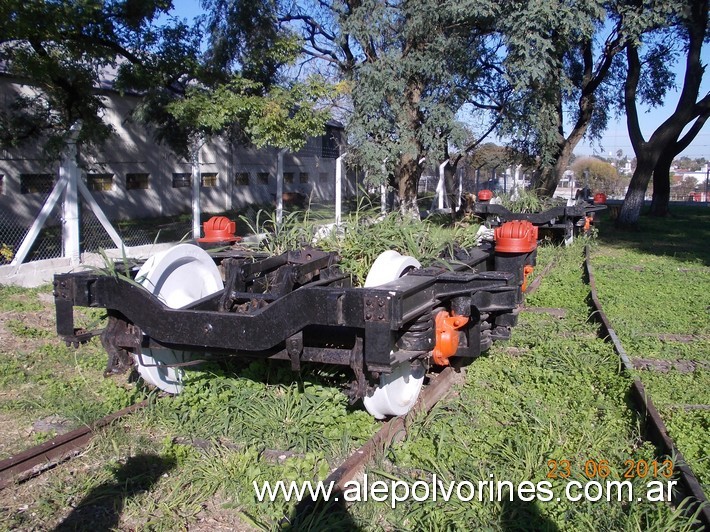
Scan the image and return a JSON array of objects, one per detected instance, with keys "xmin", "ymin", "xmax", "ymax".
[
  {"xmin": 432, "ymin": 310, "xmax": 469, "ymax": 366},
  {"xmin": 198, "ymin": 216, "xmax": 240, "ymax": 243},
  {"xmin": 593, "ymin": 193, "xmax": 607, "ymax": 205},
  {"xmin": 494, "ymin": 220, "xmax": 538, "ymax": 253},
  {"xmin": 477, "ymin": 189, "xmax": 493, "ymax": 202},
  {"xmin": 583, "ymin": 216, "xmax": 593, "ymax": 232},
  {"xmin": 522, "ymin": 264, "xmax": 534, "ymax": 292}
]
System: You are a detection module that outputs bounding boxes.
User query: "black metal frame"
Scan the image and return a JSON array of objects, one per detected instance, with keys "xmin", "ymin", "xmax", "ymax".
[
  {"xmin": 54, "ymin": 242, "xmax": 535, "ymax": 400},
  {"xmin": 474, "ymin": 202, "xmax": 606, "ymax": 241}
]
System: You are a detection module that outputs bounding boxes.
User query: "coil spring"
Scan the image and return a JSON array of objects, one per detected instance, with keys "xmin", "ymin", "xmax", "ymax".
[{"xmin": 397, "ymin": 310, "xmax": 435, "ymax": 351}]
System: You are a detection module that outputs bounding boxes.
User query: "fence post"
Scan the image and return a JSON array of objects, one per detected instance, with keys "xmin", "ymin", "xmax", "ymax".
[
  {"xmin": 276, "ymin": 148, "xmax": 288, "ymax": 225},
  {"xmin": 190, "ymin": 135, "xmax": 203, "ymax": 240},
  {"xmin": 437, "ymin": 159, "xmax": 449, "ymax": 210},
  {"xmin": 335, "ymin": 153, "xmax": 347, "ymax": 227},
  {"xmin": 62, "ymin": 135, "xmax": 80, "ymax": 265}
]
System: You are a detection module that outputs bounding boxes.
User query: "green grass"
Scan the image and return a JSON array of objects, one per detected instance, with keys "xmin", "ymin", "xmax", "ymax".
[
  {"xmin": 591, "ymin": 205, "xmax": 710, "ymax": 499},
  {"xmin": 0, "ymin": 207, "xmax": 707, "ymax": 529},
  {"xmin": 339, "ymin": 239, "xmax": 695, "ymax": 530}
]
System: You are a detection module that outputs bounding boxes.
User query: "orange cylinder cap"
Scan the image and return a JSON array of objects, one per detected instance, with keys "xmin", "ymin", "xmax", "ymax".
[
  {"xmin": 478, "ymin": 189, "xmax": 493, "ymax": 201},
  {"xmin": 593, "ymin": 193, "xmax": 607, "ymax": 204},
  {"xmin": 198, "ymin": 216, "xmax": 239, "ymax": 243},
  {"xmin": 494, "ymin": 220, "xmax": 538, "ymax": 253}
]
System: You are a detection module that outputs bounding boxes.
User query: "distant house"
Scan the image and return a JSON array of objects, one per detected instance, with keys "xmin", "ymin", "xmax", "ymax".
[{"xmin": 0, "ymin": 74, "xmax": 350, "ymax": 227}]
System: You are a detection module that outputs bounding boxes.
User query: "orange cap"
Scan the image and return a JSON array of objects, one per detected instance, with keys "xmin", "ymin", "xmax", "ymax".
[
  {"xmin": 593, "ymin": 193, "xmax": 607, "ymax": 204},
  {"xmin": 198, "ymin": 216, "xmax": 239, "ymax": 243},
  {"xmin": 478, "ymin": 189, "xmax": 493, "ymax": 201},
  {"xmin": 494, "ymin": 220, "xmax": 538, "ymax": 253}
]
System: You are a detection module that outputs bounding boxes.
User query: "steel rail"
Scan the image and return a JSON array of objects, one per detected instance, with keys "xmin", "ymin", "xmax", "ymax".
[
  {"xmin": 584, "ymin": 245, "xmax": 709, "ymax": 528},
  {"xmin": 292, "ymin": 366, "xmax": 465, "ymax": 519},
  {"xmin": 0, "ymin": 400, "xmax": 148, "ymax": 490}
]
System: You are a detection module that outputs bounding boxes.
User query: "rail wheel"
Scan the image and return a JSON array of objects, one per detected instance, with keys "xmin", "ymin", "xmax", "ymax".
[
  {"xmin": 132, "ymin": 244, "xmax": 224, "ymax": 393},
  {"xmin": 362, "ymin": 250, "xmax": 426, "ymax": 419}
]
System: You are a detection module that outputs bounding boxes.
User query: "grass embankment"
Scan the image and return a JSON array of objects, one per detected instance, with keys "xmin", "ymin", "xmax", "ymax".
[{"xmin": 592, "ymin": 206, "xmax": 710, "ymax": 496}]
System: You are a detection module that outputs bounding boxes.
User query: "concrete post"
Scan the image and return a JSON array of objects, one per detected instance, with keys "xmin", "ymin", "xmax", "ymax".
[
  {"xmin": 335, "ymin": 153, "xmax": 347, "ymax": 226},
  {"xmin": 61, "ymin": 135, "xmax": 80, "ymax": 265}
]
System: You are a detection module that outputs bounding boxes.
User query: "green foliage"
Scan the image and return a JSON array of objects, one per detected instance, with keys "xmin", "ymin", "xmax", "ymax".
[
  {"xmin": 153, "ymin": 360, "xmax": 378, "ymax": 457},
  {"xmin": 592, "ymin": 206, "xmax": 710, "ymax": 492},
  {"xmin": 572, "ymin": 157, "xmax": 628, "ymax": 196},
  {"xmin": 241, "ymin": 201, "xmax": 482, "ymax": 286},
  {"xmin": 0, "ymin": 0, "xmax": 180, "ymax": 155},
  {"xmin": 165, "ymin": 76, "xmax": 333, "ymax": 153},
  {"xmin": 319, "ymin": 209, "xmax": 481, "ymax": 286},
  {"xmin": 496, "ymin": 188, "xmax": 549, "ymax": 214}
]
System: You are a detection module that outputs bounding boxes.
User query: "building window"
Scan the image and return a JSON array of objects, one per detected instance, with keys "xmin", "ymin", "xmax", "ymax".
[
  {"xmin": 126, "ymin": 173, "xmax": 150, "ymax": 190},
  {"xmin": 20, "ymin": 173, "xmax": 54, "ymax": 194},
  {"xmin": 87, "ymin": 173, "xmax": 114, "ymax": 192},
  {"xmin": 257, "ymin": 172, "xmax": 269, "ymax": 185},
  {"xmin": 319, "ymin": 172, "xmax": 328, "ymax": 184},
  {"xmin": 299, "ymin": 172, "xmax": 309, "ymax": 184},
  {"xmin": 172, "ymin": 173, "xmax": 191, "ymax": 188},
  {"xmin": 235, "ymin": 172, "xmax": 250, "ymax": 186},
  {"xmin": 283, "ymin": 172, "xmax": 294, "ymax": 184},
  {"xmin": 201, "ymin": 172, "xmax": 218, "ymax": 187}
]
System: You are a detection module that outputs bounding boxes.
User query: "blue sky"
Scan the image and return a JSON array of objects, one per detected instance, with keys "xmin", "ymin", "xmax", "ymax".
[{"xmin": 167, "ymin": 0, "xmax": 710, "ymax": 160}]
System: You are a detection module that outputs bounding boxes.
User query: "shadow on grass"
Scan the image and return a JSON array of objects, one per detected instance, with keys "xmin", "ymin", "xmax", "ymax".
[
  {"xmin": 596, "ymin": 205, "xmax": 710, "ymax": 266},
  {"xmin": 500, "ymin": 496, "xmax": 560, "ymax": 531},
  {"xmin": 285, "ymin": 483, "xmax": 560, "ymax": 531},
  {"xmin": 286, "ymin": 493, "xmax": 362, "ymax": 531},
  {"xmin": 53, "ymin": 453, "xmax": 176, "ymax": 531}
]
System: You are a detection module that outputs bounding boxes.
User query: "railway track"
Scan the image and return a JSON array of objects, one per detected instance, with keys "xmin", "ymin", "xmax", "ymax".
[
  {"xmin": 0, "ymin": 400, "xmax": 148, "ymax": 489},
  {"xmin": 1, "ymin": 240, "xmax": 707, "ymax": 529},
  {"xmin": 584, "ymin": 245, "xmax": 710, "ymax": 528}
]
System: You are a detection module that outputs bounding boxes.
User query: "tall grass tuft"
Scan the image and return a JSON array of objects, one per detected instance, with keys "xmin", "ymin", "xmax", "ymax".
[{"xmin": 240, "ymin": 200, "xmax": 481, "ymax": 286}]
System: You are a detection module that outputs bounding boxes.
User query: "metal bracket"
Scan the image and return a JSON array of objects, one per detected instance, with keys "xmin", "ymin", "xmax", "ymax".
[{"xmin": 286, "ymin": 331, "xmax": 303, "ymax": 371}]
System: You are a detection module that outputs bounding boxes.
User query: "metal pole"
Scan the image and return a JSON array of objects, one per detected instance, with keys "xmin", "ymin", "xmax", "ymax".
[
  {"xmin": 457, "ymin": 168, "xmax": 463, "ymax": 210},
  {"xmin": 705, "ymin": 166, "xmax": 709, "ymax": 203},
  {"xmin": 276, "ymin": 148, "xmax": 287, "ymax": 225},
  {"xmin": 335, "ymin": 153, "xmax": 347, "ymax": 227},
  {"xmin": 190, "ymin": 137, "xmax": 202, "ymax": 240},
  {"xmin": 437, "ymin": 160, "xmax": 449, "ymax": 210}
]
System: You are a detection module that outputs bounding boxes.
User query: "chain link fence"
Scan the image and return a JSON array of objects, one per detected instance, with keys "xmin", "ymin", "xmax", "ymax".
[
  {"xmin": 0, "ymin": 188, "xmax": 63, "ymax": 264},
  {"xmin": 1, "ymin": 193, "xmax": 194, "ymax": 266}
]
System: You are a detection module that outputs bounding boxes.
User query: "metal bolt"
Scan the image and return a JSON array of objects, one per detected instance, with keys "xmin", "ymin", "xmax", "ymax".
[
  {"xmin": 378, "ymin": 299, "xmax": 384, "ymax": 307},
  {"xmin": 378, "ymin": 313, "xmax": 384, "ymax": 320},
  {"xmin": 203, "ymin": 324, "xmax": 213, "ymax": 334},
  {"xmin": 365, "ymin": 313, "xmax": 372, "ymax": 320}
]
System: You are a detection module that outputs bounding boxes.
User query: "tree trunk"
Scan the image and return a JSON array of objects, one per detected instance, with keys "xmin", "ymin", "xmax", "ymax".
[
  {"xmin": 649, "ymin": 152, "xmax": 673, "ymax": 216},
  {"xmin": 397, "ymin": 152, "xmax": 421, "ymax": 218},
  {"xmin": 617, "ymin": 155, "xmax": 657, "ymax": 226}
]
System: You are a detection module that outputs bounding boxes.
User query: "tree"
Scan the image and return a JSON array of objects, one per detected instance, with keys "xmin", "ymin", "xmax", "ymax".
[
  {"xmin": 617, "ymin": 0, "xmax": 710, "ymax": 224},
  {"xmin": 266, "ymin": 0, "xmax": 505, "ymax": 216},
  {"xmin": 0, "ymin": 0, "xmax": 333, "ymax": 166},
  {"xmin": 673, "ymin": 175, "xmax": 698, "ymax": 198},
  {"xmin": 571, "ymin": 156, "xmax": 627, "ymax": 196},
  {"xmin": 497, "ymin": 1, "xmax": 630, "ymax": 197},
  {"xmin": 0, "ymin": 0, "xmax": 184, "ymax": 155}
]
